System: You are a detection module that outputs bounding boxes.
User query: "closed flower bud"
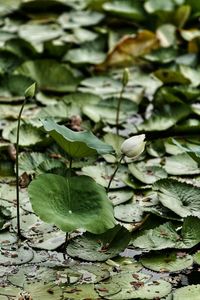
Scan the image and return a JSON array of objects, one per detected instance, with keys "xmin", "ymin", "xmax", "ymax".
[
  {"xmin": 120, "ymin": 134, "xmax": 146, "ymax": 158},
  {"xmin": 25, "ymin": 82, "xmax": 37, "ymax": 99},
  {"xmin": 122, "ymin": 68, "xmax": 129, "ymax": 86}
]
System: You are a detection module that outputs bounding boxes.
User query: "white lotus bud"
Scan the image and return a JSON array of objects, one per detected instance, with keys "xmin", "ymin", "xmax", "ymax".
[{"xmin": 120, "ymin": 134, "xmax": 146, "ymax": 158}]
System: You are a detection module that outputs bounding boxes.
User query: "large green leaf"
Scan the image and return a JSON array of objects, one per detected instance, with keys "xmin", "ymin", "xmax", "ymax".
[
  {"xmin": 28, "ymin": 174, "xmax": 116, "ymax": 234},
  {"xmin": 41, "ymin": 119, "xmax": 114, "ymax": 158},
  {"xmin": 153, "ymin": 179, "xmax": 200, "ymax": 218},
  {"xmin": 16, "ymin": 60, "xmax": 80, "ymax": 92}
]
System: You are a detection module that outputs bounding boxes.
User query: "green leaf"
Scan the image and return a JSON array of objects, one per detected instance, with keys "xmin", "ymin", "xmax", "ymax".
[
  {"xmin": 154, "ymin": 69, "xmax": 190, "ymax": 84},
  {"xmin": 133, "ymin": 217, "xmax": 200, "ymax": 250},
  {"xmin": 114, "ymin": 201, "xmax": 143, "ymax": 223},
  {"xmin": 164, "ymin": 153, "xmax": 200, "ymax": 175},
  {"xmin": 141, "ymin": 251, "xmax": 193, "ymax": 272},
  {"xmin": 24, "ymin": 282, "xmax": 62, "ymax": 300},
  {"xmin": 103, "ymin": 0, "xmax": 146, "ymax": 21},
  {"xmin": 173, "ymin": 285, "xmax": 200, "ymax": 300},
  {"xmin": 41, "ymin": 119, "xmax": 113, "ymax": 158},
  {"xmin": 129, "ymin": 162, "xmax": 167, "ymax": 184},
  {"xmin": 153, "ymin": 179, "xmax": 200, "ymax": 218},
  {"xmin": 16, "ymin": 60, "xmax": 80, "ymax": 92},
  {"xmin": 144, "ymin": 0, "xmax": 175, "ymax": 13},
  {"xmin": 132, "ymin": 222, "xmax": 179, "ymax": 250},
  {"xmin": 67, "ymin": 225, "xmax": 131, "ymax": 261},
  {"xmin": 193, "ymin": 251, "xmax": 200, "ymax": 264},
  {"xmin": 3, "ymin": 123, "xmax": 46, "ymax": 147},
  {"xmin": 64, "ymin": 284, "xmax": 99, "ymax": 299},
  {"xmin": 28, "ymin": 174, "xmax": 116, "ymax": 234},
  {"xmin": 82, "ymin": 163, "xmax": 128, "ymax": 188}
]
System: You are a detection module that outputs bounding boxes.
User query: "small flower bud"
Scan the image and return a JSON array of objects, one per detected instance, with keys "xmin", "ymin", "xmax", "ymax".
[
  {"xmin": 120, "ymin": 134, "xmax": 146, "ymax": 158},
  {"xmin": 25, "ymin": 82, "xmax": 37, "ymax": 99},
  {"xmin": 122, "ymin": 68, "xmax": 129, "ymax": 86}
]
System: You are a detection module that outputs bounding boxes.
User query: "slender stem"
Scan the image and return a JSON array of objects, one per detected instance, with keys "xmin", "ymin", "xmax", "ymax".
[
  {"xmin": 16, "ymin": 97, "xmax": 27, "ymax": 238},
  {"xmin": 107, "ymin": 155, "xmax": 124, "ymax": 193},
  {"xmin": 116, "ymin": 84, "xmax": 126, "ymax": 135},
  {"xmin": 69, "ymin": 157, "xmax": 72, "ymax": 170}
]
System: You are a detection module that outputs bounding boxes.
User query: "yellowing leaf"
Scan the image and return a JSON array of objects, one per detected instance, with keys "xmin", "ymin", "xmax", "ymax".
[{"xmin": 96, "ymin": 30, "xmax": 159, "ymax": 70}]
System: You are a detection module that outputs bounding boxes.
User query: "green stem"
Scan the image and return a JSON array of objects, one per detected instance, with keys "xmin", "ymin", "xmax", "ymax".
[
  {"xmin": 107, "ymin": 155, "xmax": 124, "ymax": 193},
  {"xmin": 16, "ymin": 97, "xmax": 27, "ymax": 238},
  {"xmin": 116, "ymin": 84, "xmax": 126, "ymax": 135}
]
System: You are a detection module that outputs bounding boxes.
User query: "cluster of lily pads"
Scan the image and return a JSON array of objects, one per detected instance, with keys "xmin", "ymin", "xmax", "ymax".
[{"xmin": 1, "ymin": 0, "xmax": 200, "ymax": 299}]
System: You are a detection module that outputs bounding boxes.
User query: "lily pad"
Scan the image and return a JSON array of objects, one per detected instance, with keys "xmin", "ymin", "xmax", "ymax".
[
  {"xmin": 114, "ymin": 202, "xmax": 143, "ymax": 223},
  {"xmin": 0, "ymin": 245, "xmax": 34, "ymax": 265},
  {"xmin": 67, "ymin": 225, "xmax": 131, "ymax": 261},
  {"xmin": 164, "ymin": 153, "xmax": 200, "ymax": 175},
  {"xmin": 153, "ymin": 179, "xmax": 200, "ymax": 218},
  {"xmin": 193, "ymin": 251, "xmax": 200, "ymax": 265},
  {"xmin": 132, "ymin": 217, "xmax": 200, "ymax": 250},
  {"xmin": 129, "ymin": 162, "xmax": 167, "ymax": 184},
  {"xmin": 28, "ymin": 174, "xmax": 115, "ymax": 234},
  {"xmin": 16, "ymin": 60, "xmax": 80, "ymax": 92},
  {"xmin": 3, "ymin": 123, "xmax": 46, "ymax": 147},
  {"xmin": 173, "ymin": 285, "xmax": 200, "ymax": 300},
  {"xmin": 24, "ymin": 282, "xmax": 63, "ymax": 300},
  {"xmin": 108, "ymin": 190, "xmax": 133, "ymax": 206},
  {"xmin": 82, "ymin": 163, "xmax": 128, "ymax": 189},
  {"xmin": 141, "ymin": 251, "xmax": 193, "ymax": 272},
  {"xmin": 41, "ymin": 118, "xmax": 114, "ymax": 158},
  {"xmin": 64, "ymin": 283, "xmax": 99, "ymax": 299}
]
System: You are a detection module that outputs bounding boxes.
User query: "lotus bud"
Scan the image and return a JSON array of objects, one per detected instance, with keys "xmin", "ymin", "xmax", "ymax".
[
  {"xmin": 122, "ymin": 68, "xmax": 129, "ymax": 86},
  {"xmin": 120, "ymin": 134, "xmax": 146, "ymax": 158},
  {"xmin": 25, "ymin": 82, "xmax": 37, "ymax": 100}
]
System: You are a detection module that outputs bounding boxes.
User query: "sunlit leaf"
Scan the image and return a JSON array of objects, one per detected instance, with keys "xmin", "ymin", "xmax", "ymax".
[
  {"xmin": 28, "ymin": 174, "xmax": 116, "ymax": 234},
  {"xmin": 41, "ymin": 118, "xmax": 114, "ymax": 158}
]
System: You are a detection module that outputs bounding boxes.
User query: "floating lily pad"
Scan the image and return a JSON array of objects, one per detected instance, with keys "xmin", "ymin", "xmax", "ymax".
[
  {"xmin": 67, "ymin": 225, "xmax": 131, "ymax": 261},
  {"xmin": 3, "ymin": 123, "xmax": 46, "ymax": 147},
  {"xmin": 24, "ymin": 282, "xmax": 62, "ymax": 300},
  {"xmin": 64, "ymin": 283, "xmax": 99, "ymax": 299},
  {"xmin": 164, "ymin": 153, "xmax": 200, "ymax": 175},
  {"xmin": 109, "ymin": 280, "xmax": 172, "ymax": 299},
  {"xmin": 16, "ymin": 60, "xmax": 80, "ymax": 92},
  {"xmin": 141, "ymin": 251, "xmax": 193, "ymax": 272},
  {"xmin": 41, "ymin": 118, "xmax": 113, "ymax": 158},
  {"xmin": 193, "ymin": 251, "xmax": 200, "ymax": 265},
  {"xmin": 103, "ymin": 0, "xmax": 146, "ymax": 21},
  {"xmin": 173, "ymin": 284, "xmax": 200, "ymax": 300},
  {"xmin": 0, "ymin": 245, "xmax": 34, "ymax": 265},
  {"xmin": 114, "ymin": 202, "xmax": 143, "ymax": 223},
  {"xmin": 28, "ymin": 174, "xmax": 115, "ymax": 234},
  {"xmin": 0, "ymin": 286, "xmax": 21, "ymax": 297},
  {"xmin": 82, "ymin": 163, "xmax": 128, "ymax": 189},
  {"xmin": 129, "ymin": 162, "xmax": 167, "ymax": 184},
  {"xmin": 153, "ymin": 179, "xmax": 200, "ymax": 218},
  {"xmin": 108, "ymin": 190, "xmax": 133, "ymax": 206},
  {"xmin": 132, "ymin": 216, "xmax": 200, "ymax": 250}
]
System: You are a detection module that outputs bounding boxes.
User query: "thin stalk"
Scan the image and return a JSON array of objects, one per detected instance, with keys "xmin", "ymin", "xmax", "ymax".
[
  {"xmin": 116, "ymin": 84, "xmax": 126, "ymax": 135},
  {"xmin": 16, "ymin": 97, "xmax": 27, "ymax": 238},
  {"xmin": 107, "ymin": 155, "xmax": 124, "ymax": 193}
]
